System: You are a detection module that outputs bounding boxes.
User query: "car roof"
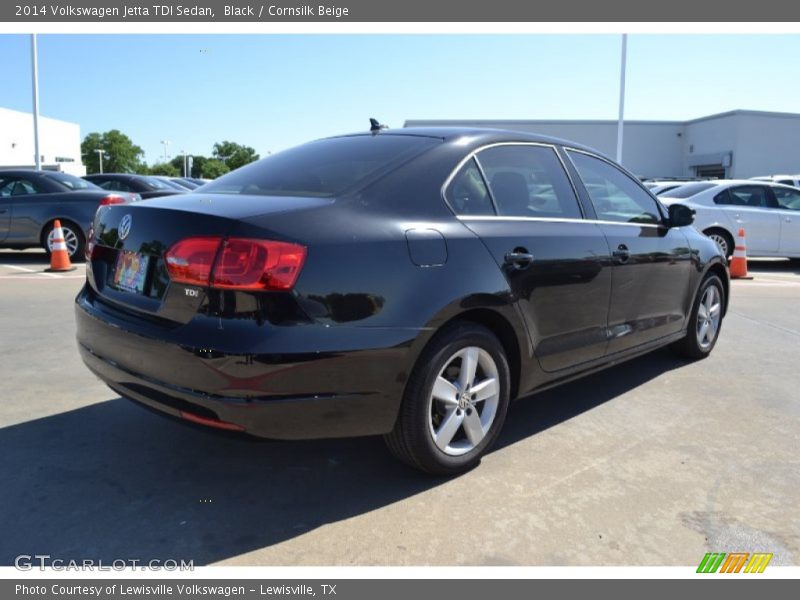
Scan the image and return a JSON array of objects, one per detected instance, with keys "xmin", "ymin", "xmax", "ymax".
[
  {"xmin": 331, "ymin": 127, "xmax": 602, "ymax": 154},
  {"xmin": 0, "ymin": 169, "xmax": 49, "ymax": 177}
]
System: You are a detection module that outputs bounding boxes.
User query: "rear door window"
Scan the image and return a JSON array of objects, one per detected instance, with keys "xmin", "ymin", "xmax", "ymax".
[
  {"xmin": 773, "ymin": 187, "xmax": 800, "ymax": 210},
  {"xmin": 567, "ymin": 150, "xmax": 662, "ymax": 225},
  {"xmin": 475, "ymin": 145, "xmax": 582, "ymax": 219},
  {"xmin": 728, "ymin": 185, "xmax": 771, "ymax": 208}
]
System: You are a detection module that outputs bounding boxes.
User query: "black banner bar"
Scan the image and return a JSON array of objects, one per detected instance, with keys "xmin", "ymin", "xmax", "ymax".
[
  {"xmin": 3, "ymin": 579, "xmax": 796, "ymax": 600},
  {"xmin": 2, "ymin": 0, "xmax": 800, "ymax": 22}
]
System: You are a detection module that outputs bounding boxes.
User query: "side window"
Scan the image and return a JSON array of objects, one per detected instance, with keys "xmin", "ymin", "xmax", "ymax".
[
  {"xmin": 0, "ymin": 178, "xmax": 40, "ymax": 197},
  {"xmin": 445, "ymin": 158, "xmax": 494, "ymax": 216},
  {"xmin": 96, "ymin": 179, "xmax": 130, "ymax": 192},
  {"xmin": 728, "ymin": 185, "xmax": 770, "ymax": 208},
  {"xmin": 476, "ymin": 145, "xmax": 582, "ymax": 219},
  {"xmin": 773, "ymin": 187, "xmax": 800, "ymax": 211},
  {"xmin": 714, "ymin": 189, "xmax": 735, "ymax": 205},
  {"xmin": 778, "ymin": 179, "xmax": 795, "ymax": 186},
  {"xmin": 567, "ymin": 151, "xmax": 662, "ymax": 225}
]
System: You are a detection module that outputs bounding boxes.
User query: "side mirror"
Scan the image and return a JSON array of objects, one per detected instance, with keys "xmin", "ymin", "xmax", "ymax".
[{"xmin": 668, "ymin": 203, "xmax": 695, "ymax": 227}]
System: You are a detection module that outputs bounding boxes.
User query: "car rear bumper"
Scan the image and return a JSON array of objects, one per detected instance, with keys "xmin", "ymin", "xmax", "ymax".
[{"xmin": 75, "ymin": 286, "xmax": 417, "ymax": 439}]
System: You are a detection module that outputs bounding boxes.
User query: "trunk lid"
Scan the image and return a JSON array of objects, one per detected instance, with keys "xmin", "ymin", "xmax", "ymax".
[{"xmin": 87, "ymin": 193, "xmax": 331, "ymax": 323}]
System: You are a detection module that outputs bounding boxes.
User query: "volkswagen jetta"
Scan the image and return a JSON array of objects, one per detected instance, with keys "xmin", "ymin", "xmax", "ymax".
[{"xmin": 75, "ymin": 128, "xmax": 728, "ymax": 474}]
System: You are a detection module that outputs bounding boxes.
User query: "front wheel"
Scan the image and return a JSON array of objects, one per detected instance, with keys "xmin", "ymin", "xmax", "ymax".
[
  {"xmin": 671, "ymin": 274, "xmax": 725, "ymax": 360},
  {"xmin": 385, "ymin": 322, "xmax": 510, "ymax": 475}
]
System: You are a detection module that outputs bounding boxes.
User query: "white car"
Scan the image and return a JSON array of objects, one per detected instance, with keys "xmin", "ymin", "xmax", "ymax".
[
  {"xmin": 659, "ymin": 180, "xmax": 800, "ymax": 259},
  {"xmin": 750, "ymin": 175, "xmax": 800, "ymax": 187},
  {"xmin": 645, "ymin": 180, "xmax": 700, "ymax": 195}
]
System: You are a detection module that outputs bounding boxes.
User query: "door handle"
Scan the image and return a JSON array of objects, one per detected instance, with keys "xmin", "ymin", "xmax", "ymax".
[
  {"xmin": 613, "ymin": 244, "xmax": 631, "ymax": 264},
  {"xmin": 504, "ymin": 250, "xmax": 534, "ymax": 270}
]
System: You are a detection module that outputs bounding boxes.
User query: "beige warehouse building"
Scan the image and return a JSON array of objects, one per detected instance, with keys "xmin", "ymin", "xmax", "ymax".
[{"xmin": 406, "ymin": 109, "xmax": 800, "ymax": 180}]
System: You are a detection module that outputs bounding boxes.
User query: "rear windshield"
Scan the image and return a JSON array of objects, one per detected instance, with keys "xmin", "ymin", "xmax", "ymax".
[
  {"xmin": 660, "ymin": 182, "xmax": 717, "ymax": 198},
  {"xmin": 42, "ymin": 171, "xmax": 100, "ymax": 190},
  {"xmin": 139, "ymin": 176, "xmax": 177, "ymax": 190},
  {"xmin": 202, "ymin": 135, "xmax": 441, "ymax": 197}
]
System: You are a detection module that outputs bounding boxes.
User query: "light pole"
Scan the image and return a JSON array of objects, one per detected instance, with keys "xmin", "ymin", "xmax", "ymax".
[
  {"xmin": 181, "ymin": 149, "xmax": 187, "ymax": 177},
  {"xmin": 160, "ymin": 139, "xmax": 170, "ymax": 163},
  {"xmin": 30, "ymin": 34, "xmax": 41, "ymax": 171},
  {"xmin": 94, "ymin": 149, "xmax": 105, "ymax": 173},
  {"xmin": 616, "ymin": 34, "xmax": 628, "ymax": 165}
]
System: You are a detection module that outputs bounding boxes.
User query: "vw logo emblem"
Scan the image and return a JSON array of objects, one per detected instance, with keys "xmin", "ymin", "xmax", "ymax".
[{"xmin": 118, "ymin": 214, "xmax": 133, "ymax": 240}]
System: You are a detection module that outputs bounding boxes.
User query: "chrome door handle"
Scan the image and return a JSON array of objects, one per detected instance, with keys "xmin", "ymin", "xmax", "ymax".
[
  {"xmin": 613, "ymin": 244, "xmax": 631, "ymax": 264},
  {"xmin": 504, "ymin": 250, "xmax": 534, "ymax": 270}
]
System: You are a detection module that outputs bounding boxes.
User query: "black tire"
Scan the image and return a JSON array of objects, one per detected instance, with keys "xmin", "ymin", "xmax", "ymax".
[
  {"xmin": 703, "ymin": 228, "xmax": 734, "ymax": 260},
  {"xmin": 42, "ymin": 221, "xmax": 86, "ymax": 262},
  {"xmin": 671, "ymin": 274, "xmax": 725, "ymax": 360},
  {"xmin": 385, "ymin": 322, "xmax": 511, "ymax": 475}
]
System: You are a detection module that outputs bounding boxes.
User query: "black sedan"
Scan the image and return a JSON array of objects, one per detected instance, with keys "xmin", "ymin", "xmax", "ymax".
[
  {"xmin": 83, "ymin": 173, "xmax": 187, "ymax": 200},
  {"xmin": 75, "ymin": 128, "xmax": 728, "ymax": 474},
  {"xmin": 0, "ymin": 169, "xmax": 138, "ymax": 259}
]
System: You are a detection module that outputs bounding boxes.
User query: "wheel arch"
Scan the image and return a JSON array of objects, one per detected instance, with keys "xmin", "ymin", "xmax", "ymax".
[{"xmin": 408, "ymin": 303, "xmax": 525, "ymax": 402}]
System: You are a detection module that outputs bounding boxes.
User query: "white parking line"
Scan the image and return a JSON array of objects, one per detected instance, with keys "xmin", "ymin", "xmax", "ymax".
[{"xmin": 2, "ymin": 264, "xmax": 37, "ymax": 273}]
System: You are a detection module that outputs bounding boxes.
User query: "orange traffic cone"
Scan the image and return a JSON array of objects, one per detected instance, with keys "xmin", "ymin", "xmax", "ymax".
[
  {"xmin": 729, "ymin": 227, "xmax": 752, "ymax": 280},
  {"xmin": 46, "ymin": 219, "xmax": 77, "ymax": 272}
]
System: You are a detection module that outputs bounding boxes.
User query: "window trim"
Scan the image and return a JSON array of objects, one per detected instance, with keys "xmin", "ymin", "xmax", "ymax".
[{"xmin": 441, "ymin": 142, "xmax": 587, "ymax": 220}]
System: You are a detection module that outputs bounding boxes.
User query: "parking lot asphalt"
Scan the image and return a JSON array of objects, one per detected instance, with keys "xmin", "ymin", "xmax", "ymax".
[{"xmin": 1, "ymin": 249, "xmax": 798, "ymax": 567}]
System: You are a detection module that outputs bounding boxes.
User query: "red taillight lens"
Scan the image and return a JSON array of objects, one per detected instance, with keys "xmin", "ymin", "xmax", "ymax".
[
  {"xmin": 211, "ymin": 239, "xmax": 306, "ymax": 291},
  {"xmin": 99, "ymin": 194, "xmax": 126, "ymax": 206},
  {"xmin": 163, "ymin": 237, "xmax": 306, "ymax": 291},
  {"xmin": 164, "ymin": 237, "xmax": 222, "ymax": 286}
]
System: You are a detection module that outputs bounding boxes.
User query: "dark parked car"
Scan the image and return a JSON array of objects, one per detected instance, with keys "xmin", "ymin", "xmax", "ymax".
[
  {"xmin": 0, "ymin": 169, "xmax": 138, "ymax": 259},
  {"xmin": 83, "ymin": 173, "xmax": 187, "ymax": 200},
  {"xmin": 75, "ymin": 128, "xmax": 729, "ymax": 474}
]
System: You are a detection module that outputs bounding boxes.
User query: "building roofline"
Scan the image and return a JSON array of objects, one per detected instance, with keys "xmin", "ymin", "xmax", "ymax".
[{"xmin": 405, "ymin": 109, "xmax": 800, "ymax": 129}]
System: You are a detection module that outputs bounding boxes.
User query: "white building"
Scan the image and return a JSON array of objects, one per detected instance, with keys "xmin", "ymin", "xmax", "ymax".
[
  {"xmin": 405, "ymin": 110, "xmax": 800, "ymax": 180},
  {"xmin": 0, "ymin": 107, "xmax": 85, "ymax": 175}
]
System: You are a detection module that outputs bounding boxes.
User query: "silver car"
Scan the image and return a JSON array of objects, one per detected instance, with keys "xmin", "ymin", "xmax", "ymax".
[{"xmin": 659, "ymin": 180, "xmax": 800, "ymax": 259}]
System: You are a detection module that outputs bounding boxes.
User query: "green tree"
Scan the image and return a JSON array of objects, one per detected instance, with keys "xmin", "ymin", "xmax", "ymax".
[
  {"xmin": 81, "ymin": 130, "xmax": 145, "ymax": 174},
  {"xmin": 169, "ymin": 154, "xmax": 210, "ymax": 178},
  {"xmin": 149, "ymin": 162, "xmax": 180, "ymax": 177},
  {"xmin": 201, "ymin": 159, "xmax": 230, "ymax": 179},
  {"xmin": 212, "ymin": 141, "xmax": 259, "ymax": 171}
]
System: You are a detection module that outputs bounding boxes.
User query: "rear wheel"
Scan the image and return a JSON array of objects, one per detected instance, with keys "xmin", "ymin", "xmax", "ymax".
[
  {"xmin": 43, "ymin": 221, "xmax": 85, "ymax": 262},
  {"xmin": 671, "ymin": 274, "xmax": 725, "ymax": 360},
  {"xmin": 703, "ymin": 228, "xmax": 733, "ymax": 260},
  {"xmin": 385, "ymin": 322, "xmax": 510, "ymax": 475}
]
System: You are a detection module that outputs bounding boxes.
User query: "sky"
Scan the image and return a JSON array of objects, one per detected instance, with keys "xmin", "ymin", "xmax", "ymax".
[{"xmin": 2, "ymin": 34, "xmax": 800, "ymax": 164}]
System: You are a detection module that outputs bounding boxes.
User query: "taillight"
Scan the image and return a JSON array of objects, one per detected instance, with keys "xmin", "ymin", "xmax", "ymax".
[
  {"xmin": 165, "ymin": 237, "xmax": 221, "ymax": 286},
  {"xmin": 98, "ymin": 194, "xmax": 126, "ymax": 207},
  {"xmin": 212, "ymin": 239, "xmax": 306, "ymax": 291},
  {"xmin": 164, "ymin": 237, "xmax": 306, "ymax": 291}
]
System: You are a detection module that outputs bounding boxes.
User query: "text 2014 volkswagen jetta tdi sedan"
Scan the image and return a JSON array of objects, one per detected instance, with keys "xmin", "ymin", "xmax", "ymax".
[{"xmin": 76, "ymin": 128, "xmax": 728, "ymax": 474}]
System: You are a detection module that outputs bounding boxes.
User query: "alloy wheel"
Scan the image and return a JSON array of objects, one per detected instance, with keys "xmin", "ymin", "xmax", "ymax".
[
  {"xmin": 427, "ymin": 346, "xmax": 500, "ymax": 456},
  {"xmin": 696, "ymin": 285, "xmax": 722, "ymax": 350},
  {"xmin": 48, "ymin": 226, "xmax": 80, "ymax": 257},
  {"xmin": 707, "ymin": 232, "xmax": 729, "ymax": 258}
]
